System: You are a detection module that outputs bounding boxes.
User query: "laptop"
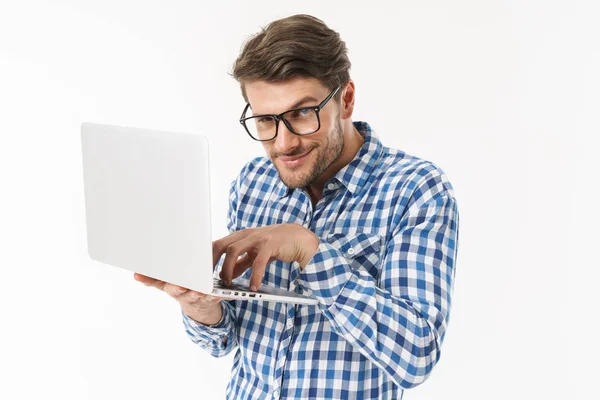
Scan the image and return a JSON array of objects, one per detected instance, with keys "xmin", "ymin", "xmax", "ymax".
[{"xmin": 81, "ymin": 122, "xmax": 318, "ymax": 305}]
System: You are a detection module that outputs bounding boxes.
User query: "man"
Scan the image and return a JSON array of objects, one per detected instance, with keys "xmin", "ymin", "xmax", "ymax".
[{"xmin": 135, "ymin": 14, "xmax": 459, "ymax": 399}]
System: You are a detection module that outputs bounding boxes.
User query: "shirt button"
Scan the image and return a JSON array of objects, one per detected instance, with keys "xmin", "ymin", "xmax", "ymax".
[
  {"xmin": 327, "ymin": 183, "xmax": 336, "ymax": 190},
  {"xmin": 347, "ymin": 247, "xmax": 355, "ymax": 255}
]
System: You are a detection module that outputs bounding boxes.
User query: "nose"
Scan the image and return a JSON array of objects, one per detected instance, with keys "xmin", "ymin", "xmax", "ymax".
[{"xmin": 273, "ymin": 119, "xmax": 301, "ymax": 154}]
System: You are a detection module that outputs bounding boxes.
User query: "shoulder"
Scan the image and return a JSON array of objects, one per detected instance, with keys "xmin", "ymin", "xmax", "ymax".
[
  {"xmin": 377, "ymin": 146, "xmax": 457, "ymax": 203},
  {"xmin": 230, "ymin": 156, "xmax": 280, "ymax": 196},
  {"xmin": 238, "ymin": 157, "xmax": 278, "ymax": 183}
]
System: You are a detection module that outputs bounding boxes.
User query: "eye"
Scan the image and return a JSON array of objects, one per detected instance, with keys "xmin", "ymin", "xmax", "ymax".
[
  {"xmin": 256, "ymin": 116, "xmax": 276, "ymax": 124},
  {"xmin": 289, "ymin": 108, "xmax": 313, "ymax": 119}
]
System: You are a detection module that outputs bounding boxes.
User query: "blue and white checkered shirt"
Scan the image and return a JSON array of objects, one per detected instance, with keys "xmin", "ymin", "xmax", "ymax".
[{"xmin": 183, "ymin": 121, "xmax": 460, "ymax": 399}]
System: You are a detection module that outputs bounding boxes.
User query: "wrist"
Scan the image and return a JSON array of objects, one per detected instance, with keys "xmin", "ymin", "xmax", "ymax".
[
  {"xmin": 184, "ymin": 302, "xmax": 223, "ymax": 326},
  {"xmin": 299, "ymin": 231, "xmax": 320, "ymax": 269}
]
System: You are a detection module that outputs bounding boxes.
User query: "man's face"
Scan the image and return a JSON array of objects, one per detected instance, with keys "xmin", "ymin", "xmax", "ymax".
[{"xmin": 244, "ymin": 77, "xmax": 344, "ymax": 189}]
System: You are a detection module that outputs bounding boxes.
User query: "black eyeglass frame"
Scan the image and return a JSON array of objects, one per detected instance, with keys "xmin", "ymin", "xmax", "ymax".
[{"xmin": 239, "ymin": 85, "xmax": 342, "ymax": 142}]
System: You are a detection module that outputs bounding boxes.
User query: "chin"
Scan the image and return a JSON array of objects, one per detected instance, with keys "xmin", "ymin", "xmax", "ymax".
[
  {"xmin": 279, "ymin": 174, "xmax": 310, "ymax": 189},
  {"xmin": 272, "ymin": 146, "xmax": 323, "ymax": 189},
  {"xmin": 277, "ymin": 165, "xmax": 313, "ymax": 189}
]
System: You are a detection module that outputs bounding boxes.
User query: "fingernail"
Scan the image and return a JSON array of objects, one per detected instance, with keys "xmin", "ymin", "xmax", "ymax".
[
  {"xmin": 176, "ymin": 287, "xmax": 187, "ymax": 293},
  {"xmin": 250, "ymin": 285, "xmax": 257, "ymax": 292}
]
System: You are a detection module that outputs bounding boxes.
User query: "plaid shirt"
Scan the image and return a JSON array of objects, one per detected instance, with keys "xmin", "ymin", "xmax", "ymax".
[{"xmin": 183, "ymin": 121, "xmax": 460, "ymax": 399}]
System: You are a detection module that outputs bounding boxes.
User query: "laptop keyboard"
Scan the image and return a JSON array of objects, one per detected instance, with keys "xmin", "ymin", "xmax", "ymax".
[{"xmin": 214, "ymin": 278, "xmax": 251, "ymax": 291}]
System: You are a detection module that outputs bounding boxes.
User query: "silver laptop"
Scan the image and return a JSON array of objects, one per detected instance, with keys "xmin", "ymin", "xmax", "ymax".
[{"xmin": 81, "ymin": 122, "xmax": 318, "ymax": 305}]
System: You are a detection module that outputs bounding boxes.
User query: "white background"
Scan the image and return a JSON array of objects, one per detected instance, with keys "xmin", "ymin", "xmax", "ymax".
[{"xmin": 0, "ymin": 1, "xmax": 597, "ymax": 399}]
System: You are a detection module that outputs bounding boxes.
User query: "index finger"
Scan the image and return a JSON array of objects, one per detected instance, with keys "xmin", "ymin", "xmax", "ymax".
[
  {"xmin": 212, "ymin": 229, "xmax": 253, "ymax": 267},
  {"xmin": 133, "ymin": 273, "xmax": 184, "ymax": 292},
  {"xmin": 134, "ymin": 272, "xmax": 161, "ymax": 286}
]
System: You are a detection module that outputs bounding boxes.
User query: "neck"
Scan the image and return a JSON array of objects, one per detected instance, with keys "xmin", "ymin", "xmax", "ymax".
[{"xmin": 305, "ymin": 120, "xmax": 364, "ymax": 205}]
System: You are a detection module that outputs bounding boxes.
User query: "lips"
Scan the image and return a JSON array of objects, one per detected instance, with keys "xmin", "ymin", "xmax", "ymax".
[
  {"xmin": 278, "ymin": 149, "xmax": 313, "ymax": 167},
  {"xmin": 279, "ymin": 151, "xmax": 309, "ymax": 162}
]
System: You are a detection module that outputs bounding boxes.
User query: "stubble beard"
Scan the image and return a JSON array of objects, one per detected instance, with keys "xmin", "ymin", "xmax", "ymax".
[{"xmin": 274, "ymin": 116, "xmax": 345, "ymax": 190}]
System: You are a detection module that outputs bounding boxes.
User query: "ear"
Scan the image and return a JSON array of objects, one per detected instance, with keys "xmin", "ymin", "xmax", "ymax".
[{"xmin": 339, "ymin": 80, "xmax": 356, "ymax": 120}]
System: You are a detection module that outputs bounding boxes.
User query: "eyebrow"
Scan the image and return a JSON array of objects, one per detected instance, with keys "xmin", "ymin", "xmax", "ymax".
[
  {"xmin": 252, "ymin": 95, "xmax": 320, "ymax": 116},
  {"xmin": 288, "ymin": 96, "xmax": 319, "ymax": 110}
]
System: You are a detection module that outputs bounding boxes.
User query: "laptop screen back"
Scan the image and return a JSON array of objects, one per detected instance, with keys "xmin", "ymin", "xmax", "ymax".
[{"xmin": 81, "ymin": 122, "xmax": 214, "ymax": 294}]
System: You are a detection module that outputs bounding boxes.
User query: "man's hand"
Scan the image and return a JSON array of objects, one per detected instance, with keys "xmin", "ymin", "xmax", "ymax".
[
  {"xmin": 133, "ymin": 273, "xmax": 223, "ymax": 325},
  {"xmin": 214, "ymin": 224, "xmax": 319, "ymax": 291}
]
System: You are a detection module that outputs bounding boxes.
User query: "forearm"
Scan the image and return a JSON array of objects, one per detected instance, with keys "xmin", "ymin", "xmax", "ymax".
[
  {"xmin": 183, "ymin": 301, "xmax": 223, "ymax": 326},
  {"xmin": 297, "ymin": 243, "xmax": 444, "ymax": 388}
]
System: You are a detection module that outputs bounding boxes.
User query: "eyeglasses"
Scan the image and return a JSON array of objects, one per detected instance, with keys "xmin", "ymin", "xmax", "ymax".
[{"xmin": 239, "ymin": 85, "xmax": 341, "ymax": 142}]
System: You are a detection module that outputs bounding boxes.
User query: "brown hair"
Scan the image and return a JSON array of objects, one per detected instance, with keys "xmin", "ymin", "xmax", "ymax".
[{"xmin": 232, "ymin": 14, "xmax": 351, "ymax": 102}]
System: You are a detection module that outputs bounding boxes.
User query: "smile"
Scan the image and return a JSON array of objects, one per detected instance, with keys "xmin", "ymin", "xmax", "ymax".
[{"xmin": 278, "ymin": 149, "xmax": 313, "ymax": 168}]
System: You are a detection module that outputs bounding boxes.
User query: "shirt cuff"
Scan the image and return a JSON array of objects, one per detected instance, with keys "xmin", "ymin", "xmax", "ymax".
[
  {"xmin": 296, "ymin": 241, "xmax": 354, "ymax": 307},
  {"xmin": 181, "ymin": 302, "xmax": 231, "ymax": 347}
]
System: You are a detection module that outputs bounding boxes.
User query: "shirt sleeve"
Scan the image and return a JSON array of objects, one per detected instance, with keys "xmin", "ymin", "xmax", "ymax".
[
  {"xmin": 181, "ymin": 300, "xmax": 238, "ymax": 357},
  {"xmin": 296, "ymin": 172, "xmax": 460, "ymax": 389},
  {"xmin": 181, "ymin": 177, "xmax": 239, "ymax": 358}
]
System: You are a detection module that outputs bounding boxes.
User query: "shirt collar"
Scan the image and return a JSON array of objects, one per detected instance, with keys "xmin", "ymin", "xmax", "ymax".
[
  {"xmin": 331, "ymin": 121, "xmax": 384, "ymax": 195},
  {"xmin": 276, "ymin": 121, "xmax": 384, "ymax": 198}
]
